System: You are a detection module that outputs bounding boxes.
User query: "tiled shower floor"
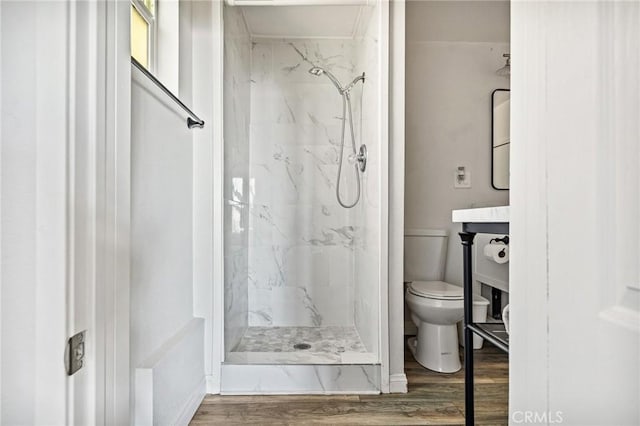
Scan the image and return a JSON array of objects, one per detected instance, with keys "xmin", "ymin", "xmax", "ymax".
[{"xmin": 226, "ymin": 326, "xmax": 378, "ymax": 364}]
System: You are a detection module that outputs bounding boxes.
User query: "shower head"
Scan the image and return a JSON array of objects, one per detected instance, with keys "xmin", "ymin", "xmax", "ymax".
[
  {"xmin": 308, "ymin": 66, "xmax": 344, "ymax": 94},
  {"xmin": 496, "ymin": 53, "xmax": 510, "ymax": 77},
  {"xmin": 309, "ymin": 67, "xmax": 324, "ymax": 76}
]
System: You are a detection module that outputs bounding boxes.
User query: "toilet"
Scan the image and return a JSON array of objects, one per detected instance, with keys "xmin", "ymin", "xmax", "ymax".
[{"xmin": 404, "ymin": 229, "xmax": 464, "ymax": 373}]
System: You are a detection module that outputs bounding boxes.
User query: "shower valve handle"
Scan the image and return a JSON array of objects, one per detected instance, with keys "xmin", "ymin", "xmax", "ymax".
[{"xmin": 351, "ymin": 145, "xmax": 367, "ymax": 173}]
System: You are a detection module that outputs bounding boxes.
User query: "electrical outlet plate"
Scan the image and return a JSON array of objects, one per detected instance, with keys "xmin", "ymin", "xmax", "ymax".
[{"xmin": 454, "ymin": 171, "xmax": 471, "ymax": 188}]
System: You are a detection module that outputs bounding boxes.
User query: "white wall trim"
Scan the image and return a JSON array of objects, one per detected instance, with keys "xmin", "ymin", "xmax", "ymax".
[
  {"xmin": 133, "ymin": 319, "xmax": 205, "ymax": 425},
  {"xmin": 212, "ymin": 0, "xmax": 226, "ymax": 392},
  {"xmin": 192, "ymin": 0, "xmax": 224, "ymax": 395},
  {"xmin": 388, "ymin": 0, "xmax": 406, "ymax": 394},
  {"xmin": 378, "ymin": 0, "xmax": 391, "ymax": 394},
  {"xmin": 68, "ymin": 1, "xmax": 102, "ymax": 422},
  {"xmin": 205, "ymin": 374, "xmax": 220, "ymax": 395},
  {"xmin": 104, "ymin": 0, "xmax": 132, "ymax": 422},
  {"xmin": 389, "ymin": 373, "xmax": 408, "ymax": 394},
  {"xmin": 174, "ymin": 379, "xmax": 206, "ymax": 426},
  {"xmin": 191, "ymin": 0, "xmax": 214, "ymax": 397}
]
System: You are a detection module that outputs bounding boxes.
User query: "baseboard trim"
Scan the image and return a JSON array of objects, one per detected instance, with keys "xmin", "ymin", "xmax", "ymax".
[
  {"xmin": 206, "ymin": 374, "xmax": 220, "ymax": 395},
  {"xmin": 389, "ymin": 373, "xmax": 408, "ymax": 393},
  {"xmin": 174, "ymin": 378, "xmax": 206, "ymax": 426}
]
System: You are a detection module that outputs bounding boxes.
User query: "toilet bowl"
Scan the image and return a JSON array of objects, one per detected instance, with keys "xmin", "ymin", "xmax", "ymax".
[{"xmin": 405, "ymin": 280, "xmax": 464, "ymax": 373}]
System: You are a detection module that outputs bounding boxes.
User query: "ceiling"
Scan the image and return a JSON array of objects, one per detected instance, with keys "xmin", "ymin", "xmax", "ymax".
[{"xmin": 239, "ymin": 5, "xmax": 368, "ymax": 39}]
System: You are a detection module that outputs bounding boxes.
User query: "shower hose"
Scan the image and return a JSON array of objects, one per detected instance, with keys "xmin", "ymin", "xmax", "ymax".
[{"xmin": 336, "ymin": 92, "xmax": 360, "ymax": 209}]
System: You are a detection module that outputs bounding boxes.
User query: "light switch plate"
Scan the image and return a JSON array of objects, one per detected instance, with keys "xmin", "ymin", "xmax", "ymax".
[{"xmin": 454, "ymin": 171, "xmax": 471, "ymax": 188}]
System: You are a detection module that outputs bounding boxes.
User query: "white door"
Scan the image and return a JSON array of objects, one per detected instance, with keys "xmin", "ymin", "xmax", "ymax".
[
  {"xmin": 510, "ymin": 1, "xmax": 640, "ymax": 425},
  {"xmin": 1, "ymin": 1, "xmax": 130, "ymax": 424},
  {"xmin": 1, "ymin": 1, "xmax": 77, "ymax": 423}
]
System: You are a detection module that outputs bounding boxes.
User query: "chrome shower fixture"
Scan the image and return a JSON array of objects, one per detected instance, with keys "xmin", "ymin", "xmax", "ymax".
[
  {"xmin": 308, "ymin": 66, "xmax": 343, "ymax": 94},
  {"xmin": 308, "ymin": 65, "xmax": 367, "ymax": 208},
  {"xmin": 496, "ymin": 53, "xmax": 510, "ymax": 77},
  {"xmin": 308, "ymin": 66, "xmax": 365, "ymax": 96},
  {"xmin": 344, "ymin": 74, "xmax": 366, "ymax": 95}
]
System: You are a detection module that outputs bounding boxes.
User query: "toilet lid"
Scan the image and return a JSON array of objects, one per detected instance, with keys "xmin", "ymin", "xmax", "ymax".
[{"xmin": 408, "ymin": 281, "xmax": 464, "ymax": 299}]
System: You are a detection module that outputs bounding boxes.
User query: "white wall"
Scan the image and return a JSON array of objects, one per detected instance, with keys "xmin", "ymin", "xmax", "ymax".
[
  {"xmin": 405, "ymin": 0, "xmax": 510, "ymax": 286},
  {"xmin": 406, "ymin": 0, "xmax": 509, "ymax": 43},
  {"xmin": 130, "ymin": 71, "xmax": 195, "ymax": 374},
  {"xmin": 129, "ymin": 3, "xmax": 205, "ymax": 420},
  {"xmin": 130, "ymin": 68, "xmax": 204, "ymax": 423}
]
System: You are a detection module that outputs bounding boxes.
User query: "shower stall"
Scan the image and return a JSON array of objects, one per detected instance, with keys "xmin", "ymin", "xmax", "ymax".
[{"xmin": 220, "ymin": 0, "xmax": 387, "ymax": 393}]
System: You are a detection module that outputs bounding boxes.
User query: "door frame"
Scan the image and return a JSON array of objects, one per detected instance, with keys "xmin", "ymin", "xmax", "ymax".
[
  {"xmin": 71, "ymin": 0, "xmax": 132, "ymax": 423},
  {"xmin": 100, "ymin": 0, "xmax": 132, "ymax": 423},
  {"xmin": 199, "ymin": 0, "xmax": 393, "ymax": 393}
]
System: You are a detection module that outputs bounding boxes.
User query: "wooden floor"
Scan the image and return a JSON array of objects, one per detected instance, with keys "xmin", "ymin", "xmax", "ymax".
[{"xmin": 190, "ymin": 341, "xmax": 508, "ymax": 425}]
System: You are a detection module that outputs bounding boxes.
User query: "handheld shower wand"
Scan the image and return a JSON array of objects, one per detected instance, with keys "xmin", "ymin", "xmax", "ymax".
[
  {"xmin": 308, "ymin": 66, "xmax": 367, "ymax": 208},
  {"xmin": 308, "ymin": 67, "xmax": 344, "ymax": 94}
]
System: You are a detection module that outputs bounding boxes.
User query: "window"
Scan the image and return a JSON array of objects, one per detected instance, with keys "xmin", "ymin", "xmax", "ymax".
[{"xmin": 131, "ymin": 0, "xmax": 155, "ymax": 70}]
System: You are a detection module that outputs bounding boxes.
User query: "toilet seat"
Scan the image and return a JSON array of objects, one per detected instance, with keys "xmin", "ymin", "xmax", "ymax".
[{"xmin": 408, "ymin": 281, "xmax": 464, "ymax": 300}]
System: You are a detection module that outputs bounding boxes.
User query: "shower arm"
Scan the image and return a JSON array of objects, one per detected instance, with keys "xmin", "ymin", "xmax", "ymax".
[{"xmin": 343, "ymin": 73, "xmax": 365, "ymax": 95}]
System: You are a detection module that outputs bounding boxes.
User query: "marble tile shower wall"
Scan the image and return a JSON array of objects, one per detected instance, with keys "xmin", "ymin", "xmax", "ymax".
[
  {"xmin": 223, "ymin": 6, "xmax": 251, "ymax": 352},
  {"xmin": 247, "ymin": 39, "xmax": 364, "ymax": 328},
  {"xmin": 353, "ymin": 12, "xmax": 381, "ymax": 355}
]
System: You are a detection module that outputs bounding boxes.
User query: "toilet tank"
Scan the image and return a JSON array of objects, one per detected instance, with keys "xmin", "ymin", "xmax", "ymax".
[{"xmin": 404, "ymin": 229, "xmax": 449, "ymax": 282}]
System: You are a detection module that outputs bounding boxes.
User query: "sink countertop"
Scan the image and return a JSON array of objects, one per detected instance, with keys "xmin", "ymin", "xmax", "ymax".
[{"xmin": 452, "ymin": 206, "xmax": 509, "ymax": 223}]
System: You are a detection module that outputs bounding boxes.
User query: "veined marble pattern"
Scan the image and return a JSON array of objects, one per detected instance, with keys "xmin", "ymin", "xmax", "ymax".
[
  {"xmin": 224, "ymin": 20, "xmax": 382, "ymax": 366},
  {"xmin": 247, "ymin": 39, "xmax": 364, "ymax": 329},
  {"xmin": 232, "ymin": 326, "xmax": 367, "ymax": 353},
  {"xmin": 353, "ymin": 8, "xmax": 381, "ymax": 356},
  {"xmin": 220, "ymin": 364, "xmax": 381, "ymax": 394}
]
